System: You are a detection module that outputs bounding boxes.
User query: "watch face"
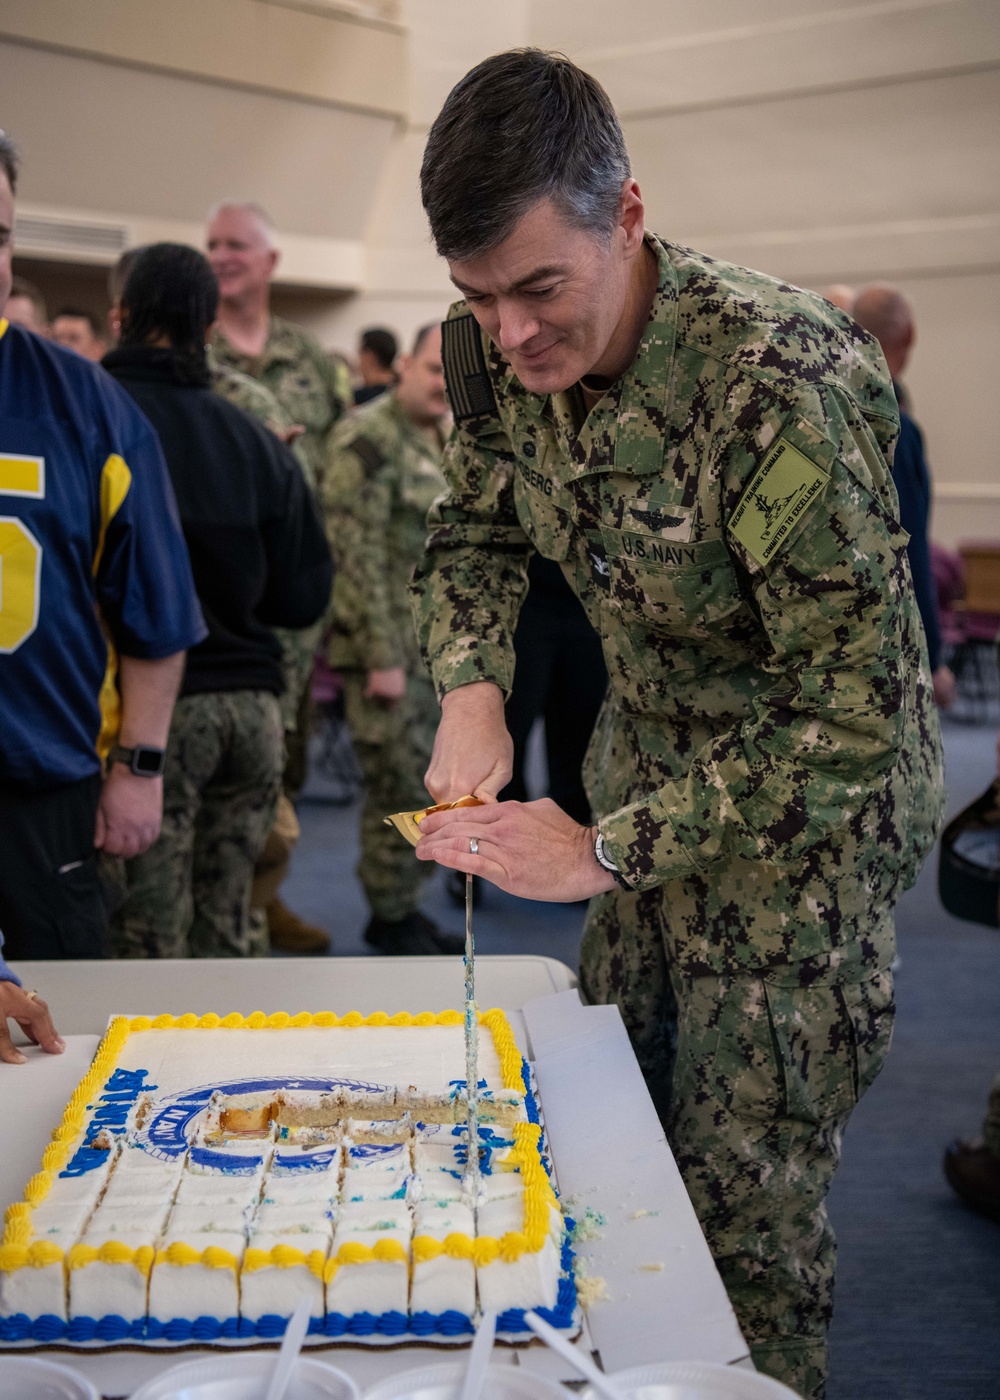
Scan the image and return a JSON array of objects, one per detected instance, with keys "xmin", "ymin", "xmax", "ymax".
[{"xmin": 133, "ymin": 747, "xmax": 165, "ymax": 776}]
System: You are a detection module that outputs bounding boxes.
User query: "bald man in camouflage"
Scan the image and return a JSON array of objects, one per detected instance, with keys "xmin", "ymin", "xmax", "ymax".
[
  {"xmin": 408, "ymin": 50, "xmax": 944, "ymax": 1398},
  {"xmin": 207, "ymin": 202, "xmax": 346, "ymax": 953}
]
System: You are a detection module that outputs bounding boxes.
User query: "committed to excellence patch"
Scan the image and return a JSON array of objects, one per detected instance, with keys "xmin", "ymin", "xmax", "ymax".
[{"xmin": 727, "ymin": 438, "xmax": 829, "ymax": 567}]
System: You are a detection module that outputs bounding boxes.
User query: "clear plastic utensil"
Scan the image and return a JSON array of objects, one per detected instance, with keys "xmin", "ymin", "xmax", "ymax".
[
  {"xmin": 263, "ymin": 1294, "xmax": 313, "ymax": 1400},
  {"xmin": 459, "ymin": 1310, "xmax": 497, "ymax": 1400},
  {"xmin": 524, "ymin": 1311, "xmax": 627, "ymax": 1400}
]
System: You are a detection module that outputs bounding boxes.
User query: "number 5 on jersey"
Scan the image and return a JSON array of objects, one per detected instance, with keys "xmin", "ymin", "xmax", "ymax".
[{"xmin": 0, "ymin": 453, "xmax": 44, "ymax": 653}]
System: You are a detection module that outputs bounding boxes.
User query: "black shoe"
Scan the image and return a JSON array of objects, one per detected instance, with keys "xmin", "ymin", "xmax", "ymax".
[
  {"xmin": 446, "ymin": 869, "xmax": 483, "ymax": 909},
  {"xmin": 364, "ymin": 912, "xmax": 465, "ymax": 957},
  {"xmin": 943, "ymin": 1138, "xmax": 1000, "ymax": 1223}
]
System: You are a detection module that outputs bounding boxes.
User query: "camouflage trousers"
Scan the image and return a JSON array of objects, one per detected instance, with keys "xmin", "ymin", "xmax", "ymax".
[
  {"xmin": 983, "ymin": 1072, "xmax": 1000, "ymax": 1158},
  {"xmin": 110, "ymin": 691, "xmax": 284, "ymax": 959},
  {"xmin": 341, "ymin": 670, "xmax": 438, "ymax": 922},
  {"xmin": 580, "ymin": 887, "xmax": 894, "ymax": 1400}
]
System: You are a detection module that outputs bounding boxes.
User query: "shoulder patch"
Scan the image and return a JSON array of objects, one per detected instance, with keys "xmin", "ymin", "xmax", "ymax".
[
  {"xmin": 442, "ymin": 313, "xmax": 499, "ymax": 426},
  {"xmin": 727, "ymin": 437, "xmax": 830, "ymax": 568},
  {"xmin": 349, "ymin": 436, "xmax": 386, "ymax": 477}
]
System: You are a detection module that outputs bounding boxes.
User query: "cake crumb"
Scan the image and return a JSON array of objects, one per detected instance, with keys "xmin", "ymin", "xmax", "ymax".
[
  {"xmin": 628, "ymin": 1208, "xmax": 660, "ymax": 1220},
  {"xmin": 639, "ymin": 1261, "xmax": 665, "ymax": 1272},
  {"xmin": 574, "ymin": 1259, "xmax": 611, "ymax": 1307},
  {"xmin": 570, "ymin": 1205, "xmax": 607, "ymax": 1242}
]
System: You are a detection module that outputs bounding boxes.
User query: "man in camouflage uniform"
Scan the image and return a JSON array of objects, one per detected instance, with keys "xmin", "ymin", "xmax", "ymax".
[
  {"xmin": 323, "ymin": 325, "xmax": 463, "ymax": 956},
  {"xmin": 207, "ymin": 202, "xmax": 344, "ymax": 951},
  {"xmin": 409, "ymin": 52, "xmax": 944, "ymax": 1397}
]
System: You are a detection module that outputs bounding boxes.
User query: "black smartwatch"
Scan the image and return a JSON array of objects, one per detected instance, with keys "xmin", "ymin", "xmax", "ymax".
[{"xmin": 108, "ymin": 744, "xmax": 167, "ymax": 778}]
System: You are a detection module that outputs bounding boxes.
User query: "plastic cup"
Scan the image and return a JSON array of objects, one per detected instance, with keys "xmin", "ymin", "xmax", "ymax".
[
  {"xmin": 581, "ymin": 1362, "xmax": 803, "ymax": 1400},
  {"xmin": 129, "ymin": 1352, "xmax": 360, "ymax": 1400},
  {"xmin": 364, "ymin": 1363, "xmax": 568, "ymax": 1400},
  {"xmin": 0, "ymin": 1355, "xmax": 100, "ymax": 1400}
]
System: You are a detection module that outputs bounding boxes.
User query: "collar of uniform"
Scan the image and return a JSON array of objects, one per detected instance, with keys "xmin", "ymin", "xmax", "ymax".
[
  {"xmin": 384, "ymin": 389, "xmax": 442, "ymax": 461},
  {"xmin": 0, "ymin": 318, "xmax": 7, "ymax": 344},
  {"xmin": 611, "ymin": 233, "xmax": 679, "ymax": 476},
  {"xmin": 212, "ymin": 315, "xmax": 297, "ymax": 372},
  {"xmin": 551, "ymin": 233, "xmax": 678, "ymax": 482}
]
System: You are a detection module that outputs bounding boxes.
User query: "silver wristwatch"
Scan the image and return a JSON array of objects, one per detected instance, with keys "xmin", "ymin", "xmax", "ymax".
[{"xmin": 594, "ymin": 832, "xmax": 630, "ymax": 888}]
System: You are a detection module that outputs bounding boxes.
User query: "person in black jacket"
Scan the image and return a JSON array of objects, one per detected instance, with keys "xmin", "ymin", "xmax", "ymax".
[{"xmin": 103, "ymin": 243, "xmax": 333, "ymax": 958}]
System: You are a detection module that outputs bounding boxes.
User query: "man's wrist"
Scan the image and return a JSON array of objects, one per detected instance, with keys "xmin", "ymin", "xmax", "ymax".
[
  {"xmin": 107, "ymin": 744, "xmax": 167, "ymax": 778},
  {"xmin": 441, "ymin": 681, "xmax": 504, "ymax": 715},
  {"xmin": 593, "ymin": 827, "xmax": 632, "ymax": 890}
]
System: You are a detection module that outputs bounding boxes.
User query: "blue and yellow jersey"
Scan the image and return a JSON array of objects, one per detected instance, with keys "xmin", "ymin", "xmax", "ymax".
[{"xmin": 0, "ymin": 320, "xmax": 206, "ymax": 788}]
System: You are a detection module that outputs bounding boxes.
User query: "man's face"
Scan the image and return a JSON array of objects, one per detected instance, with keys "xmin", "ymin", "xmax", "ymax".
[
  {"xmin": 0, "ymin": 172, "xmax": 13, "ymax": 316},
  {"xmin": 447, "ymin": 196, "xmax": 633, "ymax": 396},
  {"xmin": 51, "ymin": 315, "xmax": 105, "ymax": 360},
  {"xmin": 206, "ymin": 206, "xmax": 277, "ymax": 305},
  {"xmin": 396, "ymin": 324, "xmax": 447, "ymax": 425}
]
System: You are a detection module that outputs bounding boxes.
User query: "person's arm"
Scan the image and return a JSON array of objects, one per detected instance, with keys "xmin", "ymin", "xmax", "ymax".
[
  {"xmin": 410, "ymin": 420, "xmax": 532, "ymax": 798},
  {"xmin": 417, "ymin": 391, "xmax": 927, "ymax": 899},
  {"xmin": 322, "ymin": 432, "xmax": 402, "ymax": 679},
  {"xmin": 893, "ymin": 416, "xmax": 943, "ymax": 677},
  {"xmin": 95, "ymin": 651, "xmax": 185, "ymax": 859},
  {"xmin": 0, "ymin": 932, "xmax": 65, "ymax": 1065},
  {"xmin": 256, "ymin": 436, "xmax": 333, "ymax": 630}
]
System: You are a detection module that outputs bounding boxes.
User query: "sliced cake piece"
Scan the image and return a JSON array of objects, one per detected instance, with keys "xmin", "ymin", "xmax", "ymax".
[
  {"xmin": 148, "ymin": 1229, "xmax": 246, "ymax": 1325},
  {"xmin": 411, "ymin": 1200, "xmax": 475, "ymax": 1319},
  {"xmin": 241, "ymin": 1226, "xmax": 331, "ymax": 1325},
  {"xmin": 325, "ymin": 1199, "xmax": 411, "ymax": 1319},
  {"xmin": 475, "ymin": 1196, "xmax": 563, "ymax": 1317}
]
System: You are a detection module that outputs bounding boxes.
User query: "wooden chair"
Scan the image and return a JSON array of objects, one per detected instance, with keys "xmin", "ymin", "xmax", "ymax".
[{"xmin": 950, "ymin": 542, "xmax": 1000, "ymax": 721}]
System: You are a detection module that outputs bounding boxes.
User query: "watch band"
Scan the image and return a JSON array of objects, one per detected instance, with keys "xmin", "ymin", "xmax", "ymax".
[
  {"xmin": 108, "ymin": 744, "xmax": 167, "ymax": 778},
  {"xmin": 594, "ymin": 832, "xmax": 632, "ymax": 890}
]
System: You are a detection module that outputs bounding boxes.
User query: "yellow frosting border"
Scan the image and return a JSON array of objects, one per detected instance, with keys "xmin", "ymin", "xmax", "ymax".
[{"xmin": 0, "ymin": 1008, "xmax": 552, "ymax": 1294}]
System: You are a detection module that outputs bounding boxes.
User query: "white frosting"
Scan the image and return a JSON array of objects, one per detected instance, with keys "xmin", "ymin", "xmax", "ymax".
[
  {"xmin": 166, "ymin": 1204, "xmax": 251, "ymax": 1236},
  {"xmin": 411, "ymin": 1201, "xmax": 476, "ymax": 1317},
  {"xmin": 0, "ymin": 1245, "xmax": 71, "ymax": 1321},
  {"xmin": 148, "ymin": 1234, "xmax": 245, "ymax": 1322},
  {"xmin": 111, "ymin": 1024, "xmax": 504, "ymax": 1096},
  {"xmin": 326, "ymin": 1199, "xmax": 411, "ymax": 1318},
  {"xmin": 69, "ymin": 1230, "xmax": 151, "ymax": 1322},
  {"xmin": 241, "ymin": 1230, "xmax": 328, "ymax": 1321},
  {"xmin": 175, "ymin": 1173, "xmax": 261, "ymax": 1206},
  {"xmin": 254, "ymin": 1202, "xmax": 333, "ymax": 1234}
]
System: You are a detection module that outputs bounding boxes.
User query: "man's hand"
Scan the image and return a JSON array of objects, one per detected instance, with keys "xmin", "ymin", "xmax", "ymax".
[
  {"xmin": 425, "ymin": 682, "xmax": 513, "ymax": 804},
  {"xmin": 415, "ymin": 797, "xmax": 616, "ymax": 902},
  {"xmin": 365, "ymin": 667, "xmax": 407, "ymax": 705},
  {"xmin": 933, "ymin": 664, "xmax": 956, "ymax": 710},
  {"xmin": 0, "ymin": 984, "xmax": 65, "ymax": 1065},
  {"xmin": 94, "ymin": 766, "xmax": 163, "ymax": 859}
]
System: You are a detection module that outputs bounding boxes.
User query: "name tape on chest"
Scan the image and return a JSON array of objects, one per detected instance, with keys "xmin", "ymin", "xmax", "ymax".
[{"xmin": 727, "ymin": 438, "xmax": 829, "ymax": 568}]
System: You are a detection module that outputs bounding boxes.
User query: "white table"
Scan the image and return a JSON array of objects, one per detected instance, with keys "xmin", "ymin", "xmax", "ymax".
[{"xmin": 1, "ymin": 957, "xmax": 748, "ymax": 1397}]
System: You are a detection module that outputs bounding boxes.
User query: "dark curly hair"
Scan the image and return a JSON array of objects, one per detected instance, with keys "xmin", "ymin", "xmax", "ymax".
[{"xmin": 119, "ymin": 243, "xmax": 219, "ymax": 384}]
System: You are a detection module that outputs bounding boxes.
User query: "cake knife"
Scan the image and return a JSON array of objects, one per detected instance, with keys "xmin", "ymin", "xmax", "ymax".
[{"xmin": 464, "ymin": 866, "xmax": 481, "ymax": 1206}]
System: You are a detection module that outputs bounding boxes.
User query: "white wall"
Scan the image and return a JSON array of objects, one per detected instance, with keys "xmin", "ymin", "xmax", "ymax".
[{"xmin": 4, "ymin": 0, "xmax": 997, "ymax": 542}]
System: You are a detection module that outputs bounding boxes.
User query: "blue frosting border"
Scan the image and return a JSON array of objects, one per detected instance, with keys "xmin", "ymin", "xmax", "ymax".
[{"xmin": 0, "ymin": 1058, "xmax": 579, "ymax": 1346}]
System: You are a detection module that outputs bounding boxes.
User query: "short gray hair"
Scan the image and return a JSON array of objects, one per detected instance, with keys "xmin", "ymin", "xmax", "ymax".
[
  {"xmin": 205, "ymin": 200, "xmax": 276, "ymax": 248},
  {"xmin": 420, "ymin": 49, "xmax": 630, "ymax": 262}
]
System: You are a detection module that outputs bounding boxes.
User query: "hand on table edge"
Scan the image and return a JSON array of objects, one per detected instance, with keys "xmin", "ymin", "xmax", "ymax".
[
  {"xmin": 0, "ymin": 982, "xmax": 65, "ymax": 1065},
  {"xmin": 414, "ymin": 796, "xmax": 618, "ymax": 903}
]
